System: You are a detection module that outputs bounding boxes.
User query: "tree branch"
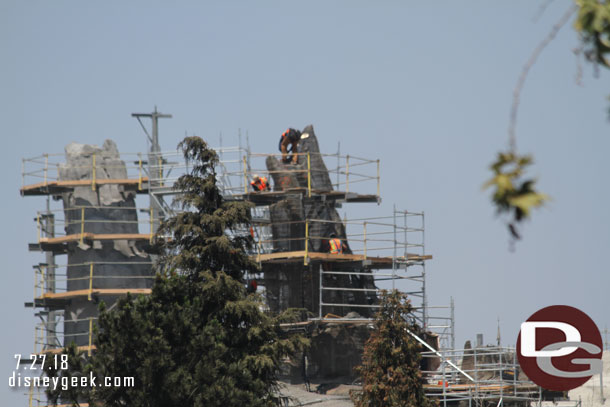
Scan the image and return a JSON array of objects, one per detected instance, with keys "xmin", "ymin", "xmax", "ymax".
[{"xmin": 508, "ymin": 4, "xmax": 577, "ymax": 152}]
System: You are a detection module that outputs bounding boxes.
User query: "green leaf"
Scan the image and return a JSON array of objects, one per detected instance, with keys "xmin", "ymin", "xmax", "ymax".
[
  {"xmin": 482, "ymin": 174, "xmax": 514, "ymax": 194},
  {"xmin": 507, "ymin": 192, "xmax": 549, "ymax": 218}
]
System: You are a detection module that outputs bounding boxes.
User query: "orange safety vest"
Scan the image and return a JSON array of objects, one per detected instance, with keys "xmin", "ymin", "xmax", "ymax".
[
  {"xmin": 250, "ymin": 177, "xmax": 269, "ymax": 191},
  {"xmin": 329, "ymin": 238, "xmax": 343, "ymax": 254}
]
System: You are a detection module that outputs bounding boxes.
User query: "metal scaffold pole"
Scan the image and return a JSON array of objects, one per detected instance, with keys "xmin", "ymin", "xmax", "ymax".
[
  {"xmin": 422, "ymin": 211, "xmax": 427, "ymax": 329},
  {"xmin": 44, "ymin": 196, "xmax": 58, "ymax": 350},
  {"xmin": 392, "ymin": 205, "xmax": 396, "ymax": 291}
]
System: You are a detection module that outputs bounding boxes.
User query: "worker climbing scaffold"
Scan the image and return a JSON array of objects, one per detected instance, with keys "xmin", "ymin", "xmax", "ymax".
[{"xmin": 278, "ymin": 128, "xmax": 301, "ymax": 164}]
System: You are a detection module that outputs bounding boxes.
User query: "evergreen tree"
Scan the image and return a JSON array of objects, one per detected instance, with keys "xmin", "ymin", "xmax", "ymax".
[
  {"xmin": 45, "ymin": 137, "xmax": 307, "ymax": 407},
  {"xmin": 352, "ymin": 290, "xmax": 434, "ymax": 407},
  {"xmin": 158, "ymin": 136, "xmax": 257, "ymax": 281}
]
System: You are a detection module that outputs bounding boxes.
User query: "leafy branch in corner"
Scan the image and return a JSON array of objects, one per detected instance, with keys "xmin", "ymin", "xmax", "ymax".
[{"xmin": 574, "ymin": 0, "xmax": 610, "ymax": 69}]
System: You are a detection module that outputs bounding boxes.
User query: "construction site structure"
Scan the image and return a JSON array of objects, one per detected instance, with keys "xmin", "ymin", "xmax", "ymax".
[{"xmin": 20, "ymin": 112, "xmax": 544, "ymax": 407}]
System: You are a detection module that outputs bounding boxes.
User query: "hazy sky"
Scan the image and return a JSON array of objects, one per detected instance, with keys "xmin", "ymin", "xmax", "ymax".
[{"xmin": 2, "ymin": 1, "xmax": 609, "ymax": 404}]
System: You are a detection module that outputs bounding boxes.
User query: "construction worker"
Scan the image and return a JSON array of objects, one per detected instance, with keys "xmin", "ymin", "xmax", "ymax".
[
  {"xmin": 247, "ymin": 279, "xmax": 258, "ymax": 294},
  {"xmin": 278, "ymin": 128, "xmax": 301, "ymax": 164},
  {"xmin": 328, "ymin": 233, "xmax": 343, "ymax": 254},
  {"xmin": 250, "ymin": 174, "xmax": 270, "ymax": 192}
]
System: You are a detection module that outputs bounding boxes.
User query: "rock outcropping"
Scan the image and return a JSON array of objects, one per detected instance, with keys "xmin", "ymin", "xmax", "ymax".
[
  {"xmin": 263, "ymin": 125, "xmax": 377, "ymax": 317},
  {"xmin": 58, "ymin": 140, "xmax": 153, "ymax": 346}
]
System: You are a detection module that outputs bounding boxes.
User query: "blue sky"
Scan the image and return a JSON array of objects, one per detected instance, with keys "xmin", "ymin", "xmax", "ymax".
[{"xmin": 2, "ymin": 1, "xmax": 609, "ymax": 403}]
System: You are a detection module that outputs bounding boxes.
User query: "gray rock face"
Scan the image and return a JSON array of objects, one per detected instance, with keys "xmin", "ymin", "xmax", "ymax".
[
  {"xmin": 60, "ymin": 140, "xmax": 132, "ymax": 206},
  {"xmin": 307, "ymin": 323, "xmax": 373, "ymax": 380},
  {"xmin": 58, "ymin": 140, "xmax": 152, "ymax": 346},
  {"xmin": 264, "ymin": 126, "xmax": 377, "ymax": 318}
]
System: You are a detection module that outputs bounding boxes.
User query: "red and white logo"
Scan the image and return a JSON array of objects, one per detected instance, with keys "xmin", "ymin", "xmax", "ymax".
[{"xmin": 516, "ymin": 305, "xmax": 603, "ymax": 391}]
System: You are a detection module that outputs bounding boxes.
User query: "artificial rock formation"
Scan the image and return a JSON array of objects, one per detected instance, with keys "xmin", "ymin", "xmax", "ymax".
[
  {"xmin": 264, "ymin": 125, "xmax": 377, "ymax": 317},
  {"xmin": 58, "ymin": 140, "xmax": 153, "ymax": 347},
  {"xmin": 262, "ymin": 126, "xmax": 383, "ymax": 383}
]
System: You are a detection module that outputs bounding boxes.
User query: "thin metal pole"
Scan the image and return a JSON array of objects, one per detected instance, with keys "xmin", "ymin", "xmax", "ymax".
[
  {"xmin": 345, "ymin": 155, "xmax": 350, "ymax": 193},
  {"xmin": 474, "ymin": 347, "xmax": 479, "ymax": 400},
  {"xmin": 138, "ymin": 153, "xmax": 143, "ymax": 190},
  {"xmin": 80, "ymin": 207, "xmax": 85, "ymax": 243},
  {"xmin": 376, "ymin": 159, "xmax": 380, "ymax": 198},
  {"xmin": 500, "ymin": 351, "xmax": 504, "ymax": 402},
  {"xmin": 307, "ymin": 152, "xmax": 311, "ymax": 197},
  {"xmin": 238, "ymin": 128, "xmax": 242, "ymax": 155},
  {"xmin": 219, "ymin": 131, "xmax": 223, "ymax": 162},
  {"xmin": 243, "ymin": 156, "xmax": 248, "ymax": 194},
  {"xmin": 149, "ymin": 207, "xmax": 154, "ymax": 243},
  {"xmin": 36, "ymin": 213, "xmax": 41, "ymax": 243},
  {"xmin": 158, "ymin": 155, "xmax": 163, "ymax": 187},
  {"xmin": 513, "ymin": 351, "xmax": 517, "ymax": 396},
  {"xmin": 450, "ymin": 297, "xmax": 455, "ymax": 352},
  {"xmin": 422, "ymin": 211, "xmax": 427, "ymax": 329},
  {"xmin": 442, "ymin": 359, "xmax": 447, "ymax": 407},
  {"xmin": 319, "ymin": 264, "xmax": 323, "ymax": 319},
  {"xmin": 91, "ymin": 154, "xmax": 96, "ymax": 191},
  {"xmin": 88, "ymin": 263, "xmax": 94, "ymax": 301},
  {"xmin": 336, "ymin": 142, "xmax": 340, "ymax": 189},
  {"xmin": 363, "ymin": 222, "xmax": 367, "ymax": 258},
  {"xmin": 34, "ymin": 266, "xmax": 38, "ymax": 303},
  {"xmin": 43, "ymin": 197, "xmax": 58, "ymax": 349},
  {"xmin": 44, "ymin": 154, "xmax": 48, "ymax": 186},
  {"xmin": 392, "ymin": 205, "xmax": 396, "ymax": 291},
  {"xmin": 304, "ymin": 220, "xmax": 309, "ymax": 265},
  {"xmin": 88, "ymin": 318, "xmax": 93, "ymax": 357},
  {"xmin": 131, "ymin": 108, "xmax": 172, "ymax": 234},
  {"xmin": 246, "ymin": 130, "xmax": 251, "ymax": 173},
  {"xmin": 403, "ymin": 211, "xmax": 407, "ymax": 258}
]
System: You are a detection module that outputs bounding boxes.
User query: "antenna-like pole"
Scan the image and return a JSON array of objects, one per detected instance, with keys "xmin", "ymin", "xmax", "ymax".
[{"xmin": 131, "ymin": 108, "xmax": 172, "ymax": 233}]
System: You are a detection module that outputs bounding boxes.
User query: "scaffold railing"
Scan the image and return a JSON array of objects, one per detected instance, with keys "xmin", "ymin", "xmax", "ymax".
[
  {"xmin": 21, "ymin": 151, "xmax": 153, "ymax": 192},
  {"xmin": 246, "ymin": 215, "xmax": 427, "ymax": 263},
  {"xmin": 33, "ymin": 261, "xmax": 154, "ymax": 300},
  {"xmin": 421, "ymin": 346, "xmax": 541, "ymax": 406},
  {"xmin": 245, "ymin": 152, "xmax": 380, "ymax": 196},
  {"xmin": 426, "ymin": 300, "xmax": 455, "ymax": 351},
  {"xmin": 35, "ymin": 316, "xmax": 98, "ymax": 356},
  {"xmin": 34, "ymin": 206, "xmax": 159, "ymax": 244},
  {"xmin": 22, "ymin": 149, "xmax": 382, "ymax": 200}
]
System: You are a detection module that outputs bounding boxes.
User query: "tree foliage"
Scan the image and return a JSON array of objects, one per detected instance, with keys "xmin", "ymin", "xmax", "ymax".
[
  {"xmin": 575, "ymin": 0, "xmax": 610, "ymax": 68},
  {"xmin": 45, "ymin": 137, "xmax": 308, "ymax": 407},
  {"xmin": 157, "ymin": 136, "xmax": 258, "ymax": 281},
  {"xmin": 351, "ymin": 290, "xmax": 434, "ymax": 407},
  {"xmin": 483, "ymin": 152, "xmax": 549, "ymax": 240},
  {"xmin": 488, "ymin": 0, "xmax": 610, "ymax": 244}
]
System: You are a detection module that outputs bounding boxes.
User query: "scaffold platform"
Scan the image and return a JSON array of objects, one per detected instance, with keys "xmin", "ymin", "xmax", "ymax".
[
  {"xmin": 255, "ymin": 250, "xmax": 431, "ymax": 268},
  {"xmin": 20, "ymin": 178, "xmax": 150, "ymax": 196}
]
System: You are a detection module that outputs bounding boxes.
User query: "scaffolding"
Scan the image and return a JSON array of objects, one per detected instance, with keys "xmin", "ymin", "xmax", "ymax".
[
  {"xmin": 21, "ymin": 142, "xmax": 443, "ymax": 330},
  {"xmin": 20, "ymin": 118, "xmax": 466, "ymax": 406},
  {"xmin": 421, "ymin": 346, "xmax": 542, "ymax": 407}
]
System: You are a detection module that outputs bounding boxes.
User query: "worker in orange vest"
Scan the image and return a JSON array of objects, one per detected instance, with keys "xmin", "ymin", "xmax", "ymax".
[
  {"xmin": 250, "ymin": 175, "xmax": 270, "ymax": 192},
  {"xmin": 278, "ymin": 128, "xmax": 301, "ymax": 164},
  {"xmin": 328, "ymin": 233, "xmax": 343, "ymax": 254},
  {"xmin": 247, "ymin": 279, "xmax": 258, "ymax": 294}
]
